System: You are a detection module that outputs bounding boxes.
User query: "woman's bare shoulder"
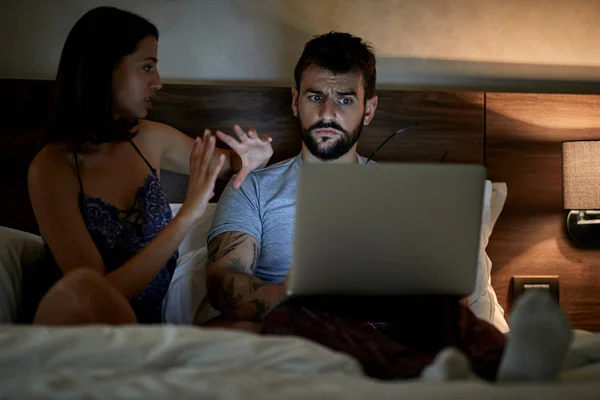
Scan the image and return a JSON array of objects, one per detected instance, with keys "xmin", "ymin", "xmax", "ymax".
[
  {"xmin": 29, "ymin": 142, "xmax": 76, "ymax": 184},
  {"xmin": 136, "ymin": 119, "xmax": 168, "ymax": 138},
  {"xmin": 133, "ymin": 119, "xmax": 177, "ymax": 165}
]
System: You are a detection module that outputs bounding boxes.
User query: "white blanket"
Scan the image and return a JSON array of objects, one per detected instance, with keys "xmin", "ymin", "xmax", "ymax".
[{"xmin": 1, "ymin": 325, "xmax": 600, "ymax": 399}]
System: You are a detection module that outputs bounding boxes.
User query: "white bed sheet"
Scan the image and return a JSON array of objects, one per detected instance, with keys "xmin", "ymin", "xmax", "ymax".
[{"xmin": 1, "ymin": 325, "xmax": 600, "ymax": 399}]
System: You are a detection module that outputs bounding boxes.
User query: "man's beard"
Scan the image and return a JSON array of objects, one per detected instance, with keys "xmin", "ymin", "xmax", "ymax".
[{"xmin": 296, "ymin": 116, "xmax": 365, "ymax": 161}]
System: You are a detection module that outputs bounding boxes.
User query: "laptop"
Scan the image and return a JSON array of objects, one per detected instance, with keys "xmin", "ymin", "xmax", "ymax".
[{"xmin": 264, "ymin": 162, "xmax": 486, "ymax": 318}]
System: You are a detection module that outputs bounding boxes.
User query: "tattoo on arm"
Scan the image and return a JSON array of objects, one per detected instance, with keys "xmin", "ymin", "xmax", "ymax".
[
  {"xmin": 212, "ymin": 269, "xmax": 269, "ymax": 319},
  {"xmin": 249, "ymin": 275, "xmax": 267, "ymax": 293},
  {"xmin": 208, "ymin": 232, "xmax": 261, "ymax": 274},
  {"xmin": 228, "ymin": 256, "xmax": 251, "ymax": 274},
  {"xmin": 249, "ymin": 299, "xmax": 267, "ymax": 320},
  {"xmin": 221, "ymin": 276, "xmax": 244, "ymax": 309},
  {"xmin": 208, "ymin": 232, "xmax": 249, "ymax": 263},
  {"xmin": 207, "ymin": 232, "xmax": 269, "ymax": 319}
]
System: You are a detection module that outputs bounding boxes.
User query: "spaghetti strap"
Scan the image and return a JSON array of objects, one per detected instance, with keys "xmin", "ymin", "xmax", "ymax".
[
  {"xmin": 72, "ymin": 143, "xmax": 85, "ymax": 196},
  {"xmin": 129, "ymin": 140, "xmax": 156, "ymax": 173}
]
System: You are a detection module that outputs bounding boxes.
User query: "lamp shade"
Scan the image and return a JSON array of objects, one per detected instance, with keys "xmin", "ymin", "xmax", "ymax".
[{"xmin": 562, "ymin": 140, "xmax": 600, "ymax": 210}]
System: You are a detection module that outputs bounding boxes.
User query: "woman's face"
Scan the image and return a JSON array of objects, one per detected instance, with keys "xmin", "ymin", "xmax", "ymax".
[{"xmin": 112, "ymin": 35, "xmax": 162, "ymax": 119}]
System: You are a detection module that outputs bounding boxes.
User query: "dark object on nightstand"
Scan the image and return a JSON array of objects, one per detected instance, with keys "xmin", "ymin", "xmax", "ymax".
[
  {"xmin": 562, "ymin": 141, "xmax": 600, "ymax": 248},
  {"xmin": 565, "ymin": 210, "xmax": 600, "ymax": 248}
]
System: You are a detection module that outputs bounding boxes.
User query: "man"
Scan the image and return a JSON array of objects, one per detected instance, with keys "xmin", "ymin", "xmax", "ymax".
[
  {"xmin": 205, "ymin": 32, "xmax": 572, "ymax": 382},
  {"xmin": 206, "ymin": 31, "xmax": 378, "ymax": 322}
]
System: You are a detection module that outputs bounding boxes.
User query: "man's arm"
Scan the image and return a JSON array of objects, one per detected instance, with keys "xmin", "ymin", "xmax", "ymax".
[{"xmin": 206, "ymin": 231, "xmax": 286, "ymax": 321}]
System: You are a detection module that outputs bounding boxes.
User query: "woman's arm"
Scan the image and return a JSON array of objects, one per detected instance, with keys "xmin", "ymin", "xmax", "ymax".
[
  {"xmin": 141, "ymin": 120, "xmax": 273, "ymax": 189},
  {"xmin": 29, "ymin": 135, "xmax": 224, "ymax": 301}
]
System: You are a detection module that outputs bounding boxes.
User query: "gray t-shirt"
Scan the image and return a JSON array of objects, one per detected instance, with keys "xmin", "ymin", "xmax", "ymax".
[{"xmin": 208, "ymin": 153, "xmax": 372, "ymax": 284}]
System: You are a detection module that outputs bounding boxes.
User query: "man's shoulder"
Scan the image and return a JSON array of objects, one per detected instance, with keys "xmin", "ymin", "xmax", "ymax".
[
  {"xmin": 223, "ymin": 155, "xmax": 299, "ymax": 198},
  {"xmin": 249, "ymin": 155, "xmax": 300, "ymax": 181}
]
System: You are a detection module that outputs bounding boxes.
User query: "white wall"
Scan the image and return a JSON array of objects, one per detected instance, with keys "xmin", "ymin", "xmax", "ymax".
[{"xmin": 2, "ymin": 0, "xmax": 600, "ymax": 90}]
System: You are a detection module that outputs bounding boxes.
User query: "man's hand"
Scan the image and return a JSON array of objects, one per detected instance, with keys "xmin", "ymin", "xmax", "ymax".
[{"xmin": 215, "ymin": 125, "xmax": 273, "ymax": 190}]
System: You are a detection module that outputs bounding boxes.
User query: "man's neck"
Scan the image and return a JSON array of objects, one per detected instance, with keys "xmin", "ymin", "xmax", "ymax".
[{"xmin": 301, "ymin": 144, "xmax": 359, "ymax": 164}]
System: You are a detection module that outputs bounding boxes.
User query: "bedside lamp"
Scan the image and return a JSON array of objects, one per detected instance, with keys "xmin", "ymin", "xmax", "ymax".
[{"xmin": 562, "ymin": 140, "xmax": 600, "ymax": 245}]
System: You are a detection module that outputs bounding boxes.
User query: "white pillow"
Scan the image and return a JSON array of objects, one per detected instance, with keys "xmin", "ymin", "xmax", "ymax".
[
  {"xmin": 467, "ymin": 181, "xmax": 509, "ymax": 333},
  {"xmin": 169, "ymin": 203, "xmax": 217, "ymax": 256},
  {"xmin": 164, "ymin": 203, "xmax": 221, "ymax": 325},
  {"xmin": 0, "ymin": 227, "xmax": 45, "ymax": 323},
  {"xmin": 163, "ymin": 247, "xmax": 221, "ymax": 325}
]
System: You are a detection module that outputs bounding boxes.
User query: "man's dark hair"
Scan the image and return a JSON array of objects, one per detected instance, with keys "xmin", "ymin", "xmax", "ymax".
[{"xmin": 294, "ymin": 31, "xmax": 376, "ymax": 100}]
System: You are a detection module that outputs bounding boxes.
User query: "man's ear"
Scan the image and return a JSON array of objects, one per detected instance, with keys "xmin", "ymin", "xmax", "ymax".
[
  {"xmin": 363, "ymin": 95, "xmax": 378, "ymax": 126},
  {"xmin": 291, "ymin": 86, "xmax": 299, "ymax": 117}
]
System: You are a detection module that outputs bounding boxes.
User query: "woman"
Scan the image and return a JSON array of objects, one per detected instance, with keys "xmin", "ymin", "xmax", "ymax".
[{"xmin": 20, "ymin": 6, "xmax": 273, "ymax": 325}]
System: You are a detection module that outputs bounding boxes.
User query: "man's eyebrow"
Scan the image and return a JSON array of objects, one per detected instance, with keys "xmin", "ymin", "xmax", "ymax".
[
  {"xmin": 303, "ymin": 89, "xmax": 358, "ymax": 96},
  {"xmin": 143, "ymin": 57, "xmax": 158, "ymax": 63}
]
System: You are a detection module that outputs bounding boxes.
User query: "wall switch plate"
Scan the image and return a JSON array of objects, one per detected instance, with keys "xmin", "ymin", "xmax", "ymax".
[{"xmin": 512, "ymin": 275, "xmax": 559, "ymax": 305}]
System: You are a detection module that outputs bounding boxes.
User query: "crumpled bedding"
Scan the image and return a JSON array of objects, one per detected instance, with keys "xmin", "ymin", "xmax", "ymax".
[{"xmin": 1, "ymin": 325, "xmax": 600, "ymax": 399}]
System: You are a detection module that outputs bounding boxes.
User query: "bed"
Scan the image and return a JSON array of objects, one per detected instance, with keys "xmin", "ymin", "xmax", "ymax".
[
  {"xmin": 1, "ymin": 191, "xmax": 599, "ymax": 398},
  {"xmin": 2, "ymin": 78, "xmax": 600, "ymax": 397}
]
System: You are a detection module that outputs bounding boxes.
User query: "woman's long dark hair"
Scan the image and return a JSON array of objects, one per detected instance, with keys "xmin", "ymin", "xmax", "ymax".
[{"xmin": 46, "ymin": 6, "xmax": 158, "ymax": 148}]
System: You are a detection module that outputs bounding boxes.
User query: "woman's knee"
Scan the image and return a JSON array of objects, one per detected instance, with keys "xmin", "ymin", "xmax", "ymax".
[
  {"xmin": 54, "ymin": 269, "xmax": 116, "ymax": 309},
  {"xmin": 34, "ymin": 268, "xmax": 136, "ymax": 325}
]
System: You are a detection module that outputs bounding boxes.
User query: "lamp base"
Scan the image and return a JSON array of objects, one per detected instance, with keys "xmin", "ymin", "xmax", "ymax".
[{"xmin": 566, "ymin": 210, "xmax": 600, "ymax": 247}]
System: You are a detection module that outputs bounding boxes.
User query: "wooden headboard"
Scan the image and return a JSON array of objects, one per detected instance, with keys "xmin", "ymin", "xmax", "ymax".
[
  {"xmin": 147, "ymin": 85, "xmax": 483, "ymax": 203},
  {"xmin": 1, "ymin": 78, "xmax": 600, "ymax": 331}
]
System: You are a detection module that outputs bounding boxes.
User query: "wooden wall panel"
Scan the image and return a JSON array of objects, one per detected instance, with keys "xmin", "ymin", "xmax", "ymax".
[
  {"xmin": 486, "ymin": 93, "xmax": 600, "ymax": 332},
  {"xmin": 0, "ymin": 79, "xmax": 53, "ymax": 235}
]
